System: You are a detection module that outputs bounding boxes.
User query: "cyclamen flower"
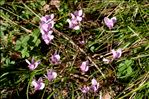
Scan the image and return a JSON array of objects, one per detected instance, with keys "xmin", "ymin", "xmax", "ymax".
[
  {"xmin": 50, "ymin": 53, "xmax": 61, "ymax": 65},
  {"xmin": 45, "ymin": 70, "xmax": 57, "ymax": 81},
  {"xmin": 25, "ymin": 58, "xmax": 40, "ymax": 70},
  {"xmin": 80, "ymin": 85, "xmax": 90, "ymax": 93},
  {"xmin": 90, "ymin": 78, "xmax": 99, "ymax": 92},
  {"xmin": 80, "ymin": 61, "xmax": 89, "ymax": 73},
  {"xmin": 31, "ymin": 77, "xmax": 45, "ymax": 91},
  {"xmin": 111, "ymin": 49, "xmax": 122, "ymax": 59},
  {"xmin": 40, "ymin": 14, "xmax": 55, "ymax": 44},
  {"xmin": 104, "ymin": 17, "xmax": 116, "ymax": 29},
  {"xmin": 67, "ymin": 9, "xmax": 84, "ymax": 30},
  {"xmin": 40, "ymin": 14, "xmax": 54, "ymax": 23}
]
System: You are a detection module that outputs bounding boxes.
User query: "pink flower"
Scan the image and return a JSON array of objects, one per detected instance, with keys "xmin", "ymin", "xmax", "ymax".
[
  {"xmin": 104, "ymin": 17, "xmax": 116, "ymax": 29},
  {"xmin": 90, "ymin": 78, "xmax": 99, "ymax": 92},
  {"xmin": 25, "ymin": 58, "xmax": 40, "ymax": 70},
  {"xmin": 67, "ymin": 9, "xmax": 84, "ymax": 30},
  {"xmin": 40, "ymin": 14, "xmax": 55, "ymax": 44},
  {"xmin": 44, "ymin": 70, "xmax": 57, "ymax": 81},
  {"xmin": 72, "ymin": 9, "xmax": 83, "ymax": 22},
  {"xmin": 80, "ymin": 61, "xmax": 89, "ymax": 73},
  {"xmin": 80, "ymin": 85, "xmax": 90, "ymax": 93},
  {"xmin": 67, "ymin": 19, "xmax": 80, "ymax": 30},
  {"xmin": 40, "ymin": 14, "xmax": 55, "ymax": 33},
  {"xmin": 40, "ymin": 14, "xmax": 54, "ymax": 24},
  {"xmin": 31, "ymin": 77, "xmax": 45, "ymax": 91},
  {"xmin": 50, "ymin": 53, "xmax": 61, "ymax": 65},
  {"xmin": 111, "ymin": 49, "xmax": 122, "ymax": 59}
]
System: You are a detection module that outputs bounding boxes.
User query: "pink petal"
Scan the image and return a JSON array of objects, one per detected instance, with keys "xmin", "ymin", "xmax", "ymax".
[
  {"xmin": 31, "ymin": 79, "xmax": 38, "ymax": 88},
  {"xmin": 48, "ymin": 30, "xmax": 53, "ymax": 34},
  {"xmin": 46, "ymin": 70, "xmax": 57, "ymax": 81},
  {"xmin": 52, "ymin": 72, "xmax": 57, "ymax": 79},
  {"xmin": 104, "ymin": 17, "xmax": 113, "ymax": 29},
  {"xmin": 111, "ymin": 49, "xmax": 117, "ymax": 59},
  {"xmin": 48, "ymin": 35, "xmax": 54, "ymax": 40},
  {"xmin": 80, "ymin": 61, "xmax": 89, "ymax": 72},
  {"xmin": 40, "ymin": 28, "xmax": 45, "ymax": 34},
  {"xmin": 81, "ymin": 86, "xmax": 90, "ymax": 93},
  {"xmin": 55, "ymin": 54, "xmax": 60, "ymax": 61},
  {"xmin": 25, "ymin": 59, "xmax": 31, "ymax": 65},
  {"xmin": 50, "ymin": 14, "xmax": 54, "ymax": 20},
  {"xmin": 38, "ymin": 77, "xmax": 43, "ymax": 82},
  {"xmin": 34, "ymin": 61, "xmax": 40, "ymax": 69},
  {"xmin": 44, "ymin": 39, "xmax": 50, "ymax": 45},
  {"xmin": 91, "ymin": 78, "xmax": 98, "ymax": 86},
  {"xmin": 40, "ymin": 17, "xmax": 47, "ymax": 22},
  {"xmin": 48, "ymin": 21, "xmax": 55, "ymax": 28},
  {"xmin": 78, "ymin": 10, "xmax": 83, "ymax": 16},
  {"xmin": 73, "ymin": 25, "xmax": 80, "ymax": 30},
  {"xmin": 39, "ymin": 83, "xmax": 45, "ymax": 90},
  {"xmin": 111, "ymin": 17, "xmax": 117, "ymax": 24},
  {"xmin": 71, "ymin": 13, "xmax": 76, "ymax": 19},
  {"xmin": 111, "ymin": 49, "xmax": 122, "ymax": 59},
  {"xmin": 28, "ymin": 64, "xmax": 35, "ymax": 70},
  {"xmin": 76, "ymin": 16, "xmax": 82, "ymax": 22},
  {"xmin": 67, "ymin": 19, "xmax": 73, "ymax": 28},
  {"xmin": 41, "ymin": 24, "xmax": 49, "ymax": 31},
  {"xmin": 117, "ymin": 49, "xmax": 122, "ymax": 58}
]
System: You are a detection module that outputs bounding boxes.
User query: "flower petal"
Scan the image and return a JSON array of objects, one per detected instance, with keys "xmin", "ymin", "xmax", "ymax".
[
  {"xmin": 78, "ymin": 10, "xmax": 83, "ymax": 16},
  {"xmin": 52, "ymin": 72, "xmax": 57, "ymax": 79},
  {"xmin": 111, "ymin": 17, "xmax": 117, "ymax": 24},
  {"xmin": 71, "ymin": 13, "xmax": 76, "ymax": 19},
  {"xmin": 73, "ymin": 25, "xmax": 80, "ymax": 30},
  {"xmin": 39, "ymin": 83, "xmax": 45, "ymax": 90},
  {"xmin": 31, "ymin": 79, "xmax": 38, "ymax": 88},
  {"xmin": 25, "ymin": 59, "xmax": 31, "ymax": 65},
  {"xmin": 91, "ymin": 78, "xmax": 98, "ymax": 86},
  {"xmin": 76, "ymin": 16, "xmax": 82, "ymax": 22}
]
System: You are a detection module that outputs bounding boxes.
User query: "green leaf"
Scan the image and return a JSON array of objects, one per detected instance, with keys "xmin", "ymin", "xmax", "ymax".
[
  {"xmin": 21, "ymin": 48, "xmax": 29, "ymax": 58},
  {"xmin": 90, "ymin": 46, "xmax": 95, "ymax": 52},
  {"xmin": 117, "ymin": 59, "xmax": 134, "ymax": 79},
  {"xmin": 35, "ymin": 39, "xmax": 41, "ymax": 47}
]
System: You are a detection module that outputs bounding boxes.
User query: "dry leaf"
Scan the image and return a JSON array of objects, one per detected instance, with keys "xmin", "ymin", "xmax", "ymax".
[
  {"xmin": 43, "ymin": 4, "xmax": 50, "ymax": 12},
  {"xmin": 103, "ymin": 92, "xmax": 111, "ymax": 99},
  {"xmin": 50, "ymin": 0, "xmax": 60, "ymax": 10}
]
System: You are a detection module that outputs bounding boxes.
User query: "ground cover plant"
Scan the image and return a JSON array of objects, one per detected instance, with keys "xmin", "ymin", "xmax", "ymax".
[{"xmin": 0, "ymin": 0, "xmax": 149, "ymax": 99}]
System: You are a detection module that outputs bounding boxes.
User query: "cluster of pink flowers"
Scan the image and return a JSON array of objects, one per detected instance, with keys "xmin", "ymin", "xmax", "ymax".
[
  {"xmin": 103, "ymin": 16, "xmax": 123, "ymax": 63},
  {"xmin": 26, "ymin": 9, "xmax": 123, "ymax": 93},
  {"xmin": 25, "ymin": 54, "xmax": 60, "ymax": 91},
  {"xmin": 67, "ymin": 10, "xmax": 84, "ymax": 30},
  {"xmin": 81, "ymin": 78, "xmax": 99, "ymax": 93},
  {"xmin": 31, "ymin": 70, "xmax": 57, "ymax": 91},
  {"xmin": 40, "ymin": 14, "xmax": 55, "ymax": 44},
  {"xmin": 79, "ymin": 61, "xmax": 99, "ymax": 93}
]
